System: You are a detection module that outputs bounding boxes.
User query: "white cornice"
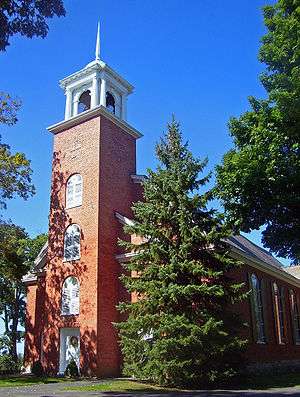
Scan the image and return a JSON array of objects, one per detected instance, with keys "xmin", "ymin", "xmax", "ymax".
[
  {"xmin": 230, "ymin": 248, "xmax": 300, "ymax": 288},
  {"xmin": 60, "ymin": 60, "xmax": 134, "ymax": 93},
  {"xmin": 115, "ymin": 212, "xmax": 135, "ymax": 226},
  {"xmin": 47, "ymin": 105, "xmax": 143, "ymax": 139},
  {"xmin": 114, "ymin": 212, "xmax": 300, "ymax": 287},
  {"xmin": 131, "ymin": 174, "xmax": 146, "ymax": 184}
]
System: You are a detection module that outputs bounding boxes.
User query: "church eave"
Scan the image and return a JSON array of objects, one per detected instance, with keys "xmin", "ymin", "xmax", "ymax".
[
  {"xmin": 59, "ymin": 61, "xmax": 134, "ymax": 93},
  {"xmin": 47, "ymin": 105, "xmax": 143, "ymax": 139}
]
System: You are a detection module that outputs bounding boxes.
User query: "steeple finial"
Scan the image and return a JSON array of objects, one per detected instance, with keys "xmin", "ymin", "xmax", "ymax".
[{"xmin": 95, "ymin": 21, "xmax": 100, "ymax": 61}]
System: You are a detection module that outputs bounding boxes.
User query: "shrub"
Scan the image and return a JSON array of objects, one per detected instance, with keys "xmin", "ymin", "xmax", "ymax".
[
  {"xmin": 0, "ymin": 355, "xmax": 18, "ymax": 374},
  {"xmin": 64, "ymin": 359, "xmax": 79, "ymax": 378},
  {"xmin": 31, "ymin": 360, "xmax": 44, "ymax": 377}
]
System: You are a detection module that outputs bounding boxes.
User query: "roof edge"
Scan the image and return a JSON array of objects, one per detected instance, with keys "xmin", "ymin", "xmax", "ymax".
[{"xmin": 47, "ymin": 106, "xmax": 143, "ymax": 139}]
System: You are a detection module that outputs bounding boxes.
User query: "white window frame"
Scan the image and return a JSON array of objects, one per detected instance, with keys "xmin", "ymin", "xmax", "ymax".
[
  {"xmin": 66, "ymin": 174, "xmax": 83, "ymax": 209},
  {"xmin": 61, "ymin": 276, "xmax": 80, "ymax": 316},
  {"xmin": 64, "ymin": 224, "xmax": 81, "ymax": 262}
]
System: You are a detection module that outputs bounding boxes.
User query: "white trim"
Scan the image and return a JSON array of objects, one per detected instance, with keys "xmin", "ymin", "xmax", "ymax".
[
  {"xmin": 114, "ymin": 212, "xmax": 300, "ymax": 288},
  {"xmin": 60, "ymin": 60, "xmax": 134, "ymax": 93},
  {"xmin": 131, "ymin": 174, "xmax": 146, "ymax": 184},
  {"xmin": 115, "ymin": 212, "xmax": 135, "ymax": 226},
  {"xmin": 116, "ymin": 252, "xmax": 137, "ymax": 263},
  {"xmin": 47, "ymin": 105, "xmax": 143, "ymax": 140},
  {"xmin": 230, "ymin": 249, "xmax": 300, "ymax": 288}
]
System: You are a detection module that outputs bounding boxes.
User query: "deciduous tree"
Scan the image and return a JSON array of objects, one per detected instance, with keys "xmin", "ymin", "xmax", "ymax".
[
  {"xmin": 0, "ymin": 222, "xmax": 47, "ymax": 362},
  {"xmin": 215, "ymin": 0, "xmax": 300, "ymax": 263},
  {"xmin": 0, "ymin": 0, "xmax": 65, "ymax": 51}
]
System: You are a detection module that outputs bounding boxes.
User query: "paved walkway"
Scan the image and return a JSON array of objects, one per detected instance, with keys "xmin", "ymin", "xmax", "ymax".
[{"xmin": 1, "ymin": 380, "xmax": 300, "ymax": 397}]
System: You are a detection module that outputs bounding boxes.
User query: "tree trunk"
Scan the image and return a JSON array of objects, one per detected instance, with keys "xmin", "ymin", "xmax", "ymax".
[{"xmin": 10, "ymin": 286, "xmax": 19, "ymax": 362}]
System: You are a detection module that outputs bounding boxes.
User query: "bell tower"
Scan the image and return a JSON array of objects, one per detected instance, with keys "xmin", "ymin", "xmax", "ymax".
[
  {"xmin": 61, "ymin": 23, "xmax": 132, "ymax": 121},
  {"xmin": 24, "ymin": 23, "xmax": 142, "ymax": 377}
]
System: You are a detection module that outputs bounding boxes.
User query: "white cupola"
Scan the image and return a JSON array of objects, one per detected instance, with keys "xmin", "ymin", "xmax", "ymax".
[{"xmin": 60, "ymin": 23, "xmax": 133, "ymax": 121}]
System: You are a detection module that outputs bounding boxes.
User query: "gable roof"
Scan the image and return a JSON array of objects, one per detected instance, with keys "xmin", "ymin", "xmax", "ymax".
[
  {"xmin": 25, "ymin": 212, "xmax": 298, "ymax": 287},
  {"xmin": 226, "ymin": 235, "xmax": 283, "ymax": 270}
]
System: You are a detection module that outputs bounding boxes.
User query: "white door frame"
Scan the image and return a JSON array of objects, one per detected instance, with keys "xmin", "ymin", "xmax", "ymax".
[{"xmin": 59, "ymin": 327, "xmax": 80, "ymax": 374}]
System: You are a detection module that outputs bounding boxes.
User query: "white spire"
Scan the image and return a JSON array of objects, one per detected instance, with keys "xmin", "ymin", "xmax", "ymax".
[{"xmin": 95, "ymin": 21, "xmax": 100, "ymax": 61}]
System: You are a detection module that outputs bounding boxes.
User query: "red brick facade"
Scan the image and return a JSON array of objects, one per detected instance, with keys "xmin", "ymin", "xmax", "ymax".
[
  {"xmin": 24, "ymin": 108, "xmax": 300, "ymax": 376},
  {"xmin": 25, "ymin": 110, "xmax": 141, "ymax": 376}
]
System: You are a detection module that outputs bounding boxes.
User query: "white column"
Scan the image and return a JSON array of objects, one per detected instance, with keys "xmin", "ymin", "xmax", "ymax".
[
  {"xmin": 91, "ymin": 75, "xmax": 100, "ymax": 108},
  {"xmin": 100, "ymin": 78, "xmax": 106, "ymax": 107},
  {"xmin": 65, "ymin": 88, "xmax": 72, "ymax": 120},
  {"xmin": 121, "ymin": 94, "xmax": 127, "ymax": 121},
  {"xmin": 73, "ymin": 93, "xmax": 80, "ymax": 116}
]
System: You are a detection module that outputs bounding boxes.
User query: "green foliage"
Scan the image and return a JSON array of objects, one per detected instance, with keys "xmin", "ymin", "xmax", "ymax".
[
  {"xmin": 215, "ymin": 0, "xmax": 300, "ymax": 263},
  {"xmin": 0, "ymin": 92, "xmax": 20, "ymax": 125},
  {"xmin": 117, "ymin": 119, "xmax": 247, "ymax": 388},
  {"xmin": 0, "ymin": 141, "xmax": 35, "ymax": 209},
  {"xmin": 64, "ymin": 359, "xmax": 79, "ymax": 378},
  {"xmin": 0, "ymin": 354, "xmax": 18, "ymax": 374},
  {"xmin": 0, "ymin": 0, "xmax": 65, "ymax": 51},
  {"xmin": 31, "ymin": 360, "xmax": 44, "ymax": 377},
  {"xmin": 0, "ymin": 92, "xmax": 35, "ymax": 210},
  {"xmin": 0, "ymin": 223, "xmax": 47, "ymax": 362}
]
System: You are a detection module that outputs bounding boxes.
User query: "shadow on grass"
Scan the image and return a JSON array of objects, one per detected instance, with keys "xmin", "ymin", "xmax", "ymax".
[
  {"xmin": 64, "ymin": 374, "xmax": 300, "ymax": 395},
  {"xmin": 0, "ymin": 376, "xmax": 74, "ymax": 387}
]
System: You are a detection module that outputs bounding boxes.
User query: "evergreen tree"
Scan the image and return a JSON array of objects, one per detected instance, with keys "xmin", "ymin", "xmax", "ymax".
[{"xmin": 117, "ymin": 119, "xmax": 247, "ymax": 388}]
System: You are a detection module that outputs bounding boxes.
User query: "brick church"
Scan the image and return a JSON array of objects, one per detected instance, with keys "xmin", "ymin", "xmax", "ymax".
[{"xmin": 24, "ymin": 26, "xmax": 300, "ymax": 376}]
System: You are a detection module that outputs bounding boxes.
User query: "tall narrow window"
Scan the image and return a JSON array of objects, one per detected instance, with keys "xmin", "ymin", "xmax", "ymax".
[
  {"xmin": 78, "ymin": 90, "xmax": 91, "ymax": 113},
  {"xmin": 290, "ymin": 290, "xmax": 300, "ymax": 344},
  {"xmin": 273, "ymin": 283, "xmax": 285, "ymax": 344},
  {"xmin": 250, "ymin": 274, "xmax": 266, "ymax": 343},
  {"xmin": 61, "ymin": 276, "xmax": 80, "ymax": 315},
  {"xmin": 106, "ymin": 91, "xmax": 115, "ymax": 114},
  {"xmin": 64, "ymin": 224, "xmax": 80, "ymax": 261},
  {"xmin": 66, "ymin": 174, "xmax": 82, "ymax": 209}
]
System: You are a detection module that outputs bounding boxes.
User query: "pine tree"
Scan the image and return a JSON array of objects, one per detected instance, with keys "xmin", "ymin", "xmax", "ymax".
[{"xmin": 117, "ymin": 119, "xmax": 247, "ymax": 388}]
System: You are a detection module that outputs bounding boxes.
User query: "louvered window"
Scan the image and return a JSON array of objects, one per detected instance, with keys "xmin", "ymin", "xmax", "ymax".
[
  {"xmin": 61, "ymin": 277, "xmax": 80, "ymax": 315},
  {"xmin": 64, "ymin": 224, "xmax": 80, "ymax": 261},
  {"xmin": 66, "ymin": 174, "xmax": 82, "ymax": 209}
]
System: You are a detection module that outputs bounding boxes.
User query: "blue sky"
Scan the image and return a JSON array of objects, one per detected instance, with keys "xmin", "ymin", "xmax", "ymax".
[{"xmin": 0, "ymin": 0, "xmax": 286, "ymax": 264}]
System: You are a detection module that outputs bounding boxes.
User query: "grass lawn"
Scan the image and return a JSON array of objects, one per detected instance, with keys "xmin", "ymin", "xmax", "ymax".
[
  {"xmin": 63, "ymin": 379, "xmax": 178, "ymax": 393},
  {"xmin": 2, "ymin": 372, "xmax": 300, "ymax": 391},
  {"xmin": 0, "ymin": 376, "xmax": 70, "ymax": 388},
  {"xmin": 64, "ymin": 373, "xmax": 300, "ymax": 393}
]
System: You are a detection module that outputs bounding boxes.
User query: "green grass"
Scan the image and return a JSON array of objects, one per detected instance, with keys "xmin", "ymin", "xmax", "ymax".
[
  {"xmin": 64, "ymin": 373, "xmax": 300, "ymax": 393},
  {"xmin": 63, "ymin": 380, "xmax": 178, "ymax": 393},
  {"xmin": 3, "ymin": 372, "xmax": 300, "ymax": 391},
  {"xmin": 0, "ymin": 376, "xmax": 70, "ymax": 388}
]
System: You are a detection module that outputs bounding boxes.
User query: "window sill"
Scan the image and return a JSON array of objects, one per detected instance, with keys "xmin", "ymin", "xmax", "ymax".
[
  {"xmin": 63, "ymin": 258, "xmax": 81, "ymax": 263},
  {"xmin": 61, "ymin": 313, "xmax": 79, "ymax": 317},
  {"xmin": 66, "ymin": 204, "xmax": 82, "ymax": 210},
  {"xmin": 256, "ymin": 341, "xmax": 267, "ymax": 345}
]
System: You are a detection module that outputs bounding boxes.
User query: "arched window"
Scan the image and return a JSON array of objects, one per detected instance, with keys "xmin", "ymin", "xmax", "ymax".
[
  {"xmin": 64, "ymin": 224, "xmax": 80, "ymax": 261},
  {"xmin": 61, "ymin": 276, "xmax": 80, "ymax": 315},
  {"xmin": 106, "ymin": 91, "xmax": 115, "ymax": 114},
  {"xmin": 66, "ymin": 174, "xmax": 82, "ymax": 209},
  {"xmin": 290, "ymin": 290, "xmax": 300, "ymax": 344},
  {"xmin": 250, "ymin": 274, "xmax": 266, "ymax": 343},
  {"xmin": 78, "ymin": 90, "xmax": 91, "ymax": 113},
  {"xmin": 273, "ymin": 283, "xmax": 285, "ymax": 344}
]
